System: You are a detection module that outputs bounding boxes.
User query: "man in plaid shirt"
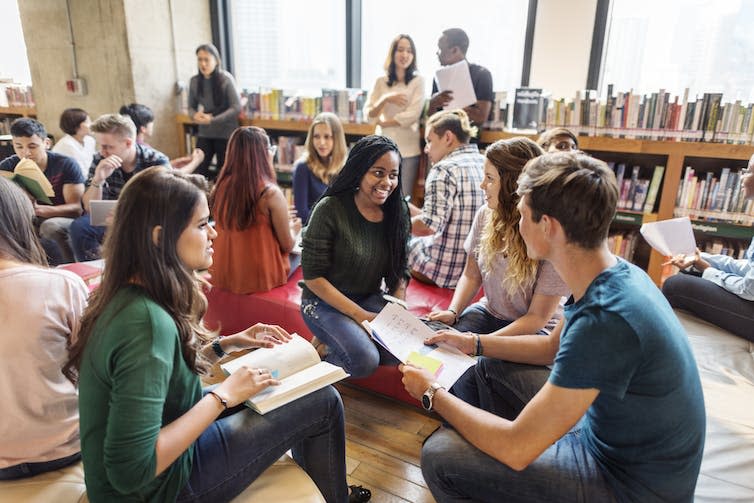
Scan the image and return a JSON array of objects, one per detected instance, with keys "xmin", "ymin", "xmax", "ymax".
[{"xmin": 408, "ymin": 110, "xmax": 484, "ymax": 288}]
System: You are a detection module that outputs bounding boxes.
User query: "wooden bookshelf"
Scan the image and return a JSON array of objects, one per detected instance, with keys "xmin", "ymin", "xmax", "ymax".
[
  {"xmin": 0, "ymin": 105, "xmax": 37, "ymax": 117},
  {"xmin": 177, "ymin": 115, "xmax": 754, "ymax": 285}
]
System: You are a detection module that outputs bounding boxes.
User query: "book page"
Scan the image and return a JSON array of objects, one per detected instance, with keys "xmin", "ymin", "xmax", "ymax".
[
  {"xmin": 220, "ymin": 333, "xmax": 319, "ymax": 380},
  {"xmin": 248, "ymin": 362, "xmax": 348, "ymax": 414},
  {"xmin": 363, "ymin": 303, "xmax": 476, "ymax": 389},
  {"xmin": 640, "ymin": 216, "xmax": 697, "ymax": 256},
  {"xmin": 434, "ymin": 60, "xmax": 477, "ymax": 110},
  {"xmin": 15, "ymin": 158, "xmax": 54, "ymax": 196}
]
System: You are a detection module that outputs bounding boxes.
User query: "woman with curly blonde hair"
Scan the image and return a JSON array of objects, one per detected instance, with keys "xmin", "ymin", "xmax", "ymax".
[{"xmin": 426, "ymin": 138, "xmax": 569, "ymax": 338}]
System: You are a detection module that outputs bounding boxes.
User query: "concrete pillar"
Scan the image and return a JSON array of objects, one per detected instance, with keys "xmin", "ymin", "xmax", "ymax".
[{"xmin": 18, "ymin": 0, "xmax": 210, "ymax": 158}]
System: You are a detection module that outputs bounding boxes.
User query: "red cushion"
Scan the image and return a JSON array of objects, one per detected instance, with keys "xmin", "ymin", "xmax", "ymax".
[{"xmin": 204, "ymin": 270, "xmax": 470, "ymax": 406}]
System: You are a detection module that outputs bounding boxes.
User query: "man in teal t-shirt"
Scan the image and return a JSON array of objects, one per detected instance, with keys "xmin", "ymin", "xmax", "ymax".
[{"xmin": 400, "ymin": 152, "xmax": 705, "ymax": 502}]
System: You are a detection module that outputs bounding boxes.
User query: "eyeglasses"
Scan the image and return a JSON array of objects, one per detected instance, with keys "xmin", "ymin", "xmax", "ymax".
[{"xmin": 268, "ymin": 145, "xmax": 278, "ymax": 157}]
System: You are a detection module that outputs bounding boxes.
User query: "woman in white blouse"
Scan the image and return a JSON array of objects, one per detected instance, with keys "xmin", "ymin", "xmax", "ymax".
[
  {"xmin": 51, "ymin": 108, "xmax": 95, "ymax": 177},
  {"xmin": 364, "ymin": 34, "xmax": 426, "ymax": 199}
]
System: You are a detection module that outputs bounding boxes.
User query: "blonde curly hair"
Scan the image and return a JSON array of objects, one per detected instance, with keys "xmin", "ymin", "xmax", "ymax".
[{"xmin": 478, "ymin": 137, "xmax": 543, "ymax": 295}]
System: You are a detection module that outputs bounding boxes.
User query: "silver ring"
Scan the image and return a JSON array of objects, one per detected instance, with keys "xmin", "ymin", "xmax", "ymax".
[{"xmin": 258, "ymin": 369, "xmax": 263, "ymax": 376}]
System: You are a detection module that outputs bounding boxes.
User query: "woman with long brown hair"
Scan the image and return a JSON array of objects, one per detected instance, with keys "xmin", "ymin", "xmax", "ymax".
[
  {"xmin": 426, "ymin": 137, "xmax": 569, "ymax": 338},
  {"xmin": 209, "ymin": 126, "xmax": 301, "ymax": 294},
  {"xmin": 0, "ymin": 177, "xmax": 88, "ymax": 480},
  {"xmin": 66, "ymin": 167, "xmax": 350, "ymax": 502}
]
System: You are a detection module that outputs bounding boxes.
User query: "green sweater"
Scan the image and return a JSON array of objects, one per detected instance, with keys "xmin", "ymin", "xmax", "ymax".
[
  {"xmin": 302, "ymin": 193, "xmax": 407, "ymax": 298},
  {"xmin": 79, "ymin": 286, "xmax": 201, "ymax": 502}
]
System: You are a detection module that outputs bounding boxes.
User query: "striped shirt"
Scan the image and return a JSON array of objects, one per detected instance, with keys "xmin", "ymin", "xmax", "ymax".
[{"xmin": 409, "ymin": 144, "xmax": 484, "ymax": 288}]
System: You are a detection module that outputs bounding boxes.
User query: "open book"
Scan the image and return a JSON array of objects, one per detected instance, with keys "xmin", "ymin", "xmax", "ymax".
[
  {"xmin": 363, "ymin": 303, "xmax": 476, "ymax": 389},
  {"xmin": 220, "ymin": 334, "xmax": 348, "ymax": 414},
  {"xmin": 0, "ymin": 158, "xmax": 54, "ymax": 204}
]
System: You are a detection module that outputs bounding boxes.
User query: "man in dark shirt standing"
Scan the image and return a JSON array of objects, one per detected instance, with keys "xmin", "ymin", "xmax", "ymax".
[
  {"xmin": 429, "ymin": 28, "xmax": 494, "ymax": 133},
  {"xmin": 69, "ymin": 113, "xmax": 170, "ymax": 261},
  {"xmin": 0, "ymin": 118, "xmax": 84, "ymax": 263}
]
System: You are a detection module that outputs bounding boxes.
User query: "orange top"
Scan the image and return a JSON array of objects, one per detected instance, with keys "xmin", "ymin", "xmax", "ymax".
[{"xmin": 209, "ymin": 186, "xmax": 290, "ymax": 294}]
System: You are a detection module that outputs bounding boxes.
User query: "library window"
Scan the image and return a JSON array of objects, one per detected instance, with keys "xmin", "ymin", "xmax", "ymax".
[
  {"xmin": 0, "ymin": 0, "xmax": 32, "ymax": 85},
  {"xmin": 600, "ymin": 0, "xmax": 754, "ymax": 102},
  {"xmin": 229, "ymin": 0, "xmax": 346, "ymax": 91},
  {"xmin": 360, "ymin": 0, "xmax": 530, "ymax": 96}
]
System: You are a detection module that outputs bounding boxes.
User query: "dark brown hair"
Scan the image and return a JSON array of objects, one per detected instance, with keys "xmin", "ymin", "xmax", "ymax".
[
  {"xmin": 65, "ymin": 167, "xmax": 213, "ymax": 381},
  {"xmin": 384, "ymin": 34, "xmax": 418, "ymax": 86},
  {"xmin": 0, "ymin": 177, "xmax": 47, "ymax": 266},
  {"xmin": 517, "ymin": 152, "xmax": 618, "ymax": 249},
  {"xmin": 59, "ymin": 108, "xmax": 89, "ymax": 136}
]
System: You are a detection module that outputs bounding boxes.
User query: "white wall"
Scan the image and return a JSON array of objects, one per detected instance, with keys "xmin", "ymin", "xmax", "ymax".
[{"xmin": 529, "ymin": 0, "xmax": 598, "ymax": 99}]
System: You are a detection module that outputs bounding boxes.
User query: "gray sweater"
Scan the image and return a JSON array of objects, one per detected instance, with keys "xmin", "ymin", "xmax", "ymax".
[{"xmin": 188, "ymin": 69, "xmax": 241, "ymax": 139}]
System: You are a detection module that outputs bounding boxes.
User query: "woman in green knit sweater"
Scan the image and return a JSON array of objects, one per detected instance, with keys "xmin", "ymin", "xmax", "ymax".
[{"xmin": 301, "ymin": 135, "xmax": 411, "ymax": 378}]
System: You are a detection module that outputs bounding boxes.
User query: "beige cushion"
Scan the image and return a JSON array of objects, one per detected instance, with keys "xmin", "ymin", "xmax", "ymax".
[
  {"xmin": 0, "ymin": 454, "xmax": 324, "ymax": 503},
  {"xmin": 675, "ymin": 310, "xmax": 754, "ymax": 502}
]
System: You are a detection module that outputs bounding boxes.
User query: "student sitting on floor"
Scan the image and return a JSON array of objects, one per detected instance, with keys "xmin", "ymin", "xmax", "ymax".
[
  {"xmin": 209, "ymin": 126, "xmax": 301, "ymax": 294},
  {"xmin": 401, "ymin": 152, "xmax": 705, "ymax": 502},
  {"xmin": 0, "ymin": 177, "xmax": 88, "ymax": 480},
  {"xmin": 66, "ymin": 167, "xmax": 357, "ymax": 503},
  {"xmin": 301, "ymin": 135, "xmax": 410, "ymax": 379},
  {"xmin": 663, "ymin": 156, "xmax": 754, "ymax": 342},
  {"xmin": 292, "ymin": 112, "xmax": 347, "ymax": 225},
  {"xmin": 426, "ymin": 138, "xmax": 569, "ymax": 339},
  {"xmin": 0, "ymin": 118, "xmax": 84, "ymax": 264}
]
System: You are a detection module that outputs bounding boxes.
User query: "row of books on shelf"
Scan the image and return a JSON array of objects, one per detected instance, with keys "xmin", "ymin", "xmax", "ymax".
[
  {"xmin": 608, "ymin": 230, "xmax": 639, "ymax": 262},
  {"xmin": 698, "ymin": 237, "xmax": 750, "ymax": 259},
  {"xmin": 0, "ymin": 82, "xmax": 34, "ymax": 108},
  {"xmin": 238, "ymin": 88, "xmax": 369, "ymax": 124},
  {"xmin": 674, "ymin": 166, "xmax": 754, "ymax": 224},
  {"xmin": 606, "ymin": 163, "xmax": 665, "ymax": 214},
  {"xmin": 505, "ymin": 85, "xmax": 754, "ymax": 143}
]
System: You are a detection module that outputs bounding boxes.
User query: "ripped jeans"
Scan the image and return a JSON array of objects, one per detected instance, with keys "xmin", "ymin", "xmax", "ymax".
[{"xmin": 300, "ymin": 292, "xmax": 400, "ymax": 378}]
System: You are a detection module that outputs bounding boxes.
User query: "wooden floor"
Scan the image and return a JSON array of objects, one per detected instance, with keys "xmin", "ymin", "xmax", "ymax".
[{"xmin": 337, "ymin": 384, "xmax": 440, "ymax": 503}]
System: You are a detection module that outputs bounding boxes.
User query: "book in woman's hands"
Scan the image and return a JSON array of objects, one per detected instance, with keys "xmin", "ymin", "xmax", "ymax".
[{"xmin": 220, "ymin": 334, "xmax": 348, "ymax": 414}]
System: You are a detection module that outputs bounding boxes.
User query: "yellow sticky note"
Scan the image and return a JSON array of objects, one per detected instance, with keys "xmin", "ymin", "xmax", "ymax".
[{"xmin": 406, "ymin": 351, "xmax": 444, "ymax": 378}]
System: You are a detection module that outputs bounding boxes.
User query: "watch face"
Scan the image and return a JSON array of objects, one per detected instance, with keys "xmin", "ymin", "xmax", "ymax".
[{"xmin": 422, "ymin": 393, "xmax": 431, "ymax": 410}]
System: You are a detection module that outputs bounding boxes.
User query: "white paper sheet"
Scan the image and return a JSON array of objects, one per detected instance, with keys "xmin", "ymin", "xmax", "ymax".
[
  {"xmin": 363, "ymin": 303, "xmax": 476, "ymax": 389},
  {"xmin": 434, "ymin": 60, "xmax": 477, "ymax": 110},
  {"xmin": 639, "ymin": 216, "xmax": 697, "ymax": 257}
]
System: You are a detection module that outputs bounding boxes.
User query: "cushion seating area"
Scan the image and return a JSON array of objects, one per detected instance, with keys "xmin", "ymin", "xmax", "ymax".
[
  {"xmin": 675, "ymin": 310, "xmax": 754, "ymax": 502},
  {"xmin": 0, "ymin": 454, "xmax": 324, "ymax": 503},
  {"xmin": 204, "ymin": 268, "xmax": 467, "ymax": 406}
]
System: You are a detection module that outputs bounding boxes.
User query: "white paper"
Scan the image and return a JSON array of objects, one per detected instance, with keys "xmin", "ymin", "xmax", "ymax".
[
  {"xmin": 639, "ymin": 216, "xmax": 697, "ymax": 257},
  {"xmin": 434, "ymin": 60, "xmax": 477, "ymax": 110},
  {"xmin": 363, "ymin": 303, "xmax": 476, "ymax": 389}
]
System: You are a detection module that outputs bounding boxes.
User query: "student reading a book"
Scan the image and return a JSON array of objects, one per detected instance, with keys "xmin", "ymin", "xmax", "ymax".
[
  {"xmin": 663, "ymin": 160, "xmax": 754, "ymax": 341},
  {"xmin": 0, "ymin": 118, "xmax": 85, "ymax": 264},
  {"xmin": 119, "ymin": 102, "xmax": 205, "ymax": 174},
  {"xmin": 401, "ymin": 152, "xmax": 705, "ymax": 502},
  {"xmin": 426, "ymin": 138, "xmax": 569, "ymax": 339},
  {"xmin": 363, "ymin": 34, "xmax": 426, "ymax": 198},
  {"xmin": 210, "ymin": 126, "xmax": 301, "ymax": 294},
  {"xmin": 292, "ymin": 112, "xmax": 347, "ymax": 224},
  {"xmin": 65, "ymin": 167, "xmax": 354, "ymax": 503},
  {"xmin": 301, "ymin": 135, "xmax": 410, "ymax": 379},
  {"xmin": 51, "ymin": 108, "xmax": 96, "ymax": 177},
  {"xmin": 408, "ymin": 109, "xmax": 485, "ymax": 288},
  {"xmin": 536, "ymin": 127, "xmax": 579, "ymax": 152},
  {"xmin": 0, "ymin": 177, "xmax": 88, "ymax": 480},
  {"xmin": 189, "ymin": 43, "xmax": 241, "ymax": 181},
  {"xmin": 69, "ymin": 113, "xmax": 170, "ymax": 262}
]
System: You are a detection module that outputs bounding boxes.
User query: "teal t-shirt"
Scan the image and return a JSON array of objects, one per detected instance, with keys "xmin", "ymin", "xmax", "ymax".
[
  {"xmin": 550, "ymin": 259, "xmax": 705, "ymax": 503},
  {"xmin": 79, "ymin": 286, "xmax": 202, "ymax": 502}
]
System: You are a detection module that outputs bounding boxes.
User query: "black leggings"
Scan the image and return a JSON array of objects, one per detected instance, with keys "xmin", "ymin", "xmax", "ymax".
[
  {"xmin": 195, "ymin": 137, "xmax": 229, "ymax": 180},
  {"xmin": 662, "ymin": 272, "xmax": 754, "ymax": 342}
]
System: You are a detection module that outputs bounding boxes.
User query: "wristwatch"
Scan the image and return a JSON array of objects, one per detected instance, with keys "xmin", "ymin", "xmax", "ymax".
[{"xmin": 421, "ymin": 382, "xmax": 444, "ymax": 411}]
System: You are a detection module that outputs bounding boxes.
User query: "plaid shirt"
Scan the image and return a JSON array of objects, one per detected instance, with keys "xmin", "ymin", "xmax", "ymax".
[
  {"xmin": 85, "ymin": 144, "xmax": 170, "ymax": 200},
  {"xmin": 409, "ymin": 144, "xmax": 484, "ymax": 288}
]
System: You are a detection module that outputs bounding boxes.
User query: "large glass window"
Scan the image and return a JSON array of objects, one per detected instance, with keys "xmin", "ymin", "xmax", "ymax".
[
  {"xmin": 601, "ymin": 0, "xmax": 754, "ymax": 102},
  {"xmin": 229, "ymin": 0, "xmax": 346, "ymax": 91},
  {"xmin": 0, "ymin": 0, "xmax": 32, "ymax": 85},
  {"xmin": 360, "ymin": 0, "xmax": 530, "ymax": 96}
]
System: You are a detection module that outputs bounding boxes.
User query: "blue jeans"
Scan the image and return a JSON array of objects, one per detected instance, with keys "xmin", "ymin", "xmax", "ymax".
[
  {"xmin": 301, "ymin": 292, "xmax": 400, "ymax": 378},
  {"xmin": 424, "ymin": 358, "xmax": 616, "ymax": 502},
  {"xmin": 177, "ymin": 386, "xmax": 347, "ymax": 503},
  {"xmin": 0, "ymin": 452, "xmax": 81, "ymax": 480},
  {"xmin": 70, "ymin": 215, "xmax": 106, "ymax": 262},
  {"xmin": 453, "ymin": 303, "xmax": 512, "ymax": 334}
]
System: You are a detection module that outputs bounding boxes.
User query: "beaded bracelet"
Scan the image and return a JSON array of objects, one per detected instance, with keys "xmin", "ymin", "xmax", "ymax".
[{"xmin": 211, "ymin": 337, "xmax": 226, "ymax": 358}]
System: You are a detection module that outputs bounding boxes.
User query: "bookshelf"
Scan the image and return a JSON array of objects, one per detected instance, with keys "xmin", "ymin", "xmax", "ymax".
[
  {"xmin": 0, "ymin": 105, "xmax": 37, "ymax": 117},
  {"xmin": 177, "ymin": 115, "xmax": 754, "ymax": 285}
]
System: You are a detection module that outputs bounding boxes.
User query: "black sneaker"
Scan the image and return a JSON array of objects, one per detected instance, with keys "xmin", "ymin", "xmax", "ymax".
[{"xmin": 348, "ymin": 484, "xmax": 371, "ymax": 502}]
